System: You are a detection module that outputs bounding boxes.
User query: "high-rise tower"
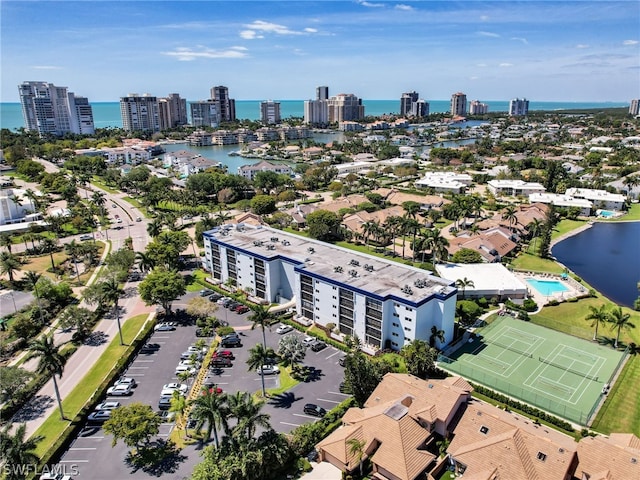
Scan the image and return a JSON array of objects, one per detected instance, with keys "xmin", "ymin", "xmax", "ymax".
[
  {"xmin": 450, "ymin": 92, "xmax": 467, "ymax": 117},
  {"xmin": 509, "ymin": 98, "xmax": 529, "ymax": 116},
  {"xmin": 210, "ymin": 86, "xmax": 236, "ymax": 122},
  {"xmin": 120, "ymin": 94, "xmax": 160, "ymax": 132}
]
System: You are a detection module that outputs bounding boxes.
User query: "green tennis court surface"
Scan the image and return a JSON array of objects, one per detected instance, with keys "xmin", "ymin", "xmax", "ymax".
[{"xmin": 438, "ymin": 315, "xmax": 627, "ymax": 425}]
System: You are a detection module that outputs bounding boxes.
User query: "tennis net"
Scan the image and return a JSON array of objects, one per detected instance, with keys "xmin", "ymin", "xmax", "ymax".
[
  {"xmin": 538, "ymin": 356, "xmax": 599, "ymax": 381},
  {"xmin": 488, "ymin": 339, "xmax": 533, "ymax": 358}
]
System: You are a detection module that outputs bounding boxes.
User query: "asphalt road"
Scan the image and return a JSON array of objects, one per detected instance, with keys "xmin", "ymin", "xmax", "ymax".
[
  {"xmin": 56, "ymin": 291, "xmax": 347, "ymax": 479},
  {"xmin": 0, "ymin": 289, "xmax": 34, "ymax": 318}
]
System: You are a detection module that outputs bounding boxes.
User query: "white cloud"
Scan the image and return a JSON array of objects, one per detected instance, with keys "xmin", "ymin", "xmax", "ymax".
[
  {"xmin": 162, "ymin": 47, "xmax": 248, "ymax": 61},
  {"xmin": 470, "ymin": 76, "xmax": 479, "ymax": 80},
  {"xmin": 623, "ymin": 39, "xmax": 638, "ymax": 45},
  {"xmin": 499, "ymin": 63, "xmax": 513, "ymax": 67},
  {"xmin": 242, "ymin": 20, "xmax": 313, "ymax": 37},
  {"xmin": 511, "ymin": 36, "xmax": 528, "ymax": 45},
  {"xmin": 477, "ymin": 31, "xmax": 500, "ymax": 38},
  {"xmin": 480, "ymin": 15, "xmax": 489, "ymax": 21},
  {"xmin": 476, "ymin": 63, "xmax": 488, "ymax": 68},
  {"xmin": 576, "ymin": 44, "xmax": 589, "ymax": 49},
  {"xmin": 240, "ymin": 30, "xmax": 262, "ymax": 39},
  {"xmin": 358, "ymin": 1, "xmax": 385, "ymax": 7},
  {"xmin": 31, "ymin": 65, "xmax": 62, "ymax": 70},
  {"xmin": 395, "ymin": 4, "xmax": 414, "ymax": 11},
  {"xmin": 304, "ymin": 28, "xmax": 318, "ymax": 33}
]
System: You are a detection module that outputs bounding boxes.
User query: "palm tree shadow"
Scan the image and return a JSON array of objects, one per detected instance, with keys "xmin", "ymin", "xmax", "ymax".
[
  {"xmin": 124, "ymin": 439, "xmax": 186, "ymax": 476},
  {"xmin": 12, "ymin": 395, "xmax": 54, "ymax": 422},
  {"xmin": 597, "ymin": 336, "xmax": 616, "ymax": 348},
  {"xmin": 267, "ymin": 391, "xmax": 302, "ymax": 409}
]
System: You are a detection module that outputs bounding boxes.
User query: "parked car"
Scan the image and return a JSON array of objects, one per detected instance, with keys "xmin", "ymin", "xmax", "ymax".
[
  {"xmin": 210, "ymin": 357, "xmax": 232, "ymax": 368},
  {"xmin": 88, "ymin": 410, "xmax": 112, "ymax": 423},
  {"xmin": 115, "ymin": 377, "xmax": 137, "ymax": 388},
  {"xmin": 175, "ymin": 365, "xmax": 197, "ymax": 376},
  {"xmin": 256, "ymin": 365, "xmax": 280, "ymax": 375},
  {"xmin": 180, "ymin": 351, "xmax": 204, "ymax": 361},
  {"xmin": 158, "ymin": 397, "xmax": 172, "ymax": 410},
  {"xmin": 217, "ymin": 297, "xmax": 232, "ymax": 305},
  {"xmin": 226, "ymin": 301, "xmax": 240, "ymax": 310},
  {"xmin": 162, "ymin": 383, "xmax": 188, "ymax": 394},
  {"xmin": 79, "ymin": 234, "xmax": 93, "ymax": 241},
  {"xmin": 136, "ymin": 217, "xmax": 142, "ymax": 222},
  {"xmin": 160, "ymin": 388, "xmax": 184, "ymax": 398},
  {"xmin": 303, "ymin": 403, "xmax": 326, "ymax": 417},
  {"xmin": 339, "ymin": 382, "xmax": 351, "ymax": 394},
  {"xmin": 302, "ymin": 336, "xmax": 316, "ymax": 347},
  {"xmin": 140, "ymin": 343, "xmax": 161, "ymax": 354},
  {"xmin": 154, "ymin": 322, "xmax": 177, "ymax": 331},
  {"xmin": 106, "ymin": 384, "xmax": 132, "ymax": 396},
  {"xmin": 177, "ymin": 359, "xmax": 199, "ymax": 368},
  {"xmin": 199, "ymin": 288, "xmax": 214, "ymax": 297},
  {"xmin": 208, "ymin": 293, "xmax": 222, "ymax": 302},
  {"xmin": 157, "ymin": 410, "xmax": 176, "ymax": 421},
  {"xmin": 235, "ymin": 305, "xmax": 250, "ymax": 314},
  {"xmin": 310, "ymin": 340, "xmax": 327, "ymax": 352},
  {"xmin": 276, "ymin": 323, "xmax": 293, "ymax": 334},
  {"xmin": 213, "ymin": 350, "xmax": 235, "ymax": 360},
  {"xmin": 338, "ymin": 357, "xmax": 346, "ymax": 367},
  {"xmin": 95, "ymin": 401, "xmax": 120, "ymax": 411},
  {"xmin": 220, "ymin": 337, "xmax": 242, "ymax": 348}
]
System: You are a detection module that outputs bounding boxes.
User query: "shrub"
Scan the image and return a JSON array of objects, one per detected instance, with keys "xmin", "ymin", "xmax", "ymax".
[
  {"xmin": 547, "ymin": 299, "xmax": 560, "ymax": 306},
  {"xmin": 522, "ymin": 298, "xmax": 538, "ymax": 312},
  {"xmin": 216, "ymin": 325, "xmax": 236, "ymax": 337}
]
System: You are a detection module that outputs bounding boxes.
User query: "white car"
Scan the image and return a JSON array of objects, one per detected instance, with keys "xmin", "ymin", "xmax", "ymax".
[
  {"xmin": 276, "ymin": 324, "xmax": 293, "ymax": 334},
  {"xmin": 160, "ymin": 388, "xmax": 185, "ymax": 398},
  {"xmin": 175, "ymin": 365, "xmax": 197, "ymax": 376},
  {"xmin": 88, "ymin": 410, "xmax": 112, "ymax": 423},
  {"xmin": 256, "ymin": 365, "xmax": 280, "ymax": 375},
  {"xmin": 177, "ymin": 359, "xmax": 198, "ymax": 368},
  {"xmin": 162, "ymin": 383, "xmax": 188, "ymax": 394},
  {"xmin": 302, "ymin": 336, "xmax": 316, "ymax": 347},
  {"xmin": 106, "ymin": 384, "xmax": 132, "ymax": 396},
  {"xmin": 187, "ymin": 345, "xmax": 207, "ymax": 354},
  {"xmin": 95, "ymin": 401, "xmax": 120, "ymax": 411},
  {"xmin": 115, "ymin": 377, "xmax": 137, "ymax": 388},
  {"xmin": 154, "ymin": 322, "xmax": 176, "ymax": 332}
]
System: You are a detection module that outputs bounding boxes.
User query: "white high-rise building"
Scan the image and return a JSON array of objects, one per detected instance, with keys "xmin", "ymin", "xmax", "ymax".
[
  {"xmin": 304, "ymin": 86, "xmax": 330, "ymax": 125},
  {"xmin": 260, "ymin": 100, "xmax": 281, "ymax": 124},
  {"xmin": 158, "ymin": 93, "xmax": 188, "ymax": 130},
  {"xmin": 629, "ymin": 99, "xmax": 640, "ymax": 116},
  {"xmin": 120, "ymin": 94, "xmax": 160, "ymax": 132},
  {"xmin": 18, "ymin": 81, "xmax": 95, "ymax": 136},
  {"xmin": 190, "ymin": 100, "xmax": 219, "ymax": 128},
  {"xmin": 400, "ymin": 91, "xmax": 419, "ymax": 116},
  {"xmin": 327, "ymin": 93, "xmax": 365, "ymax": 123},
  {"xmin": 509, "ymin": 98, "xmax": 529, "ymax": 116},
  {"xmin": 469, "ymin": 100, "xmax": 489, "ymax": 115},
  {"xmin": 450, "ymin": 92, "xmax": 467, "ymax": 117},
  {"xmin": 210, "ymin": 86, "xmax": 236, "ymax": 122}
]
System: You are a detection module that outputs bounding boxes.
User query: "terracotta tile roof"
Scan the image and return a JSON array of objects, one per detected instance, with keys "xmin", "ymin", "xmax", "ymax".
[
  {"xmin": 373, "ymin": 188, "xmax": 448, "ymax": 208},
  {"xmin": 448, "ymin": 403, "xmax": 577, "ymax": 480},
  {"xmin": 575, "ymin": 434, "xmax": 640, "ymax": 480}
]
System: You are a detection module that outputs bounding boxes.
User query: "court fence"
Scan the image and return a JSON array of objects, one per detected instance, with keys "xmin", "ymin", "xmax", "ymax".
[{"xmin": 438, "ymin": 353, "xmax": 591, "ymax": 425}]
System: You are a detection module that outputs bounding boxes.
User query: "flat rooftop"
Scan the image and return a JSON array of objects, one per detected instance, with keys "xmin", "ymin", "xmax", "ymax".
[{"xmin": 206, "ymin": 225, "xmax": 455, "ymax": 303}]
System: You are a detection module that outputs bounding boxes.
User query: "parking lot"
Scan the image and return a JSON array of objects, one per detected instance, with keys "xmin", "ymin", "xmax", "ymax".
[{"xmin": 56, "ymin": 291, "xmax": 348, "ymax": 478}]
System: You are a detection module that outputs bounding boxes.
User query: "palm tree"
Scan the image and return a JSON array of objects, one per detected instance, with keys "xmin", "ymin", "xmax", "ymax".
[
  {"xmin": 169, "ymin": 390, "xmax": 188, "ymax": 433},
  {"xmin": 28, "ymin": 335, "xmax": 66, "ymax": 419},
  {"xmin": 455, "ymin": 277, "xmax": 475, "ymax": 299},
  {"xmin": 65, "ymin": 240, "xmax": 82, "ymax": 282},
  {"xmin": 0, "ymin": 251, "xmax": 21, "ymax": 283},
  {"xmin": 0, "ymin": 423, "xmax": 44, "ymax": 480},
  {"xmin": 41, "ymin": 237, "xmax": 59, "ymax": 272},
  {"xmin": 0, "ymin": 232, "xmax": 13, "ymax": 253},
  {"xmin": 347, "ymin": 437, "xmax": 366, "ymax": 477},
  {"xmin": 527, "ymin": 218, "xmax": 543, "ymax": 254},
  {"xmin": 189, "ymin": 388, "xmax": 228, "ymax": 447},
  {"xmin": 99, "ymin": 277, "xmax": 125, "ymax": 345},
  {"xmin": 147, "ymin": 218, "xmax": 163, "ymax": 238},
  {"xmin": 246, "ymin": 343, "xmax": 276, "ymax": 398},
  {"xmin": 426, "ymin": 228, "xmax": 450, "ymax": 264},
  {"xmin": 608, "ymin": 306, "xmax": 634, "ymax": 348},
  {"xmin": 24, "ymin": 271, "xmax": 46, "ymax": 325},
  {"xmin": 361, "ymin": 220, "xmax": 377, "ymax": 250},
  {"xmin": 585, "ymin": 304, "xmax": 609, "ymax": 341},
  {"xmin": 226, "ymin": 391, "xmax": 270, "ymax": 442},
  {"xmin": 502, "ymin": 205, "xmax": 518, "ymax": 233},
  {"xmin": 429, "ymin": 325, "xmax": 446, "ymax": 349},
  {"xmin": 92, "ymin": 191, "xmax": 106, "ymax": 217},
  {"xmin": 248, "ymin": 304, "xmax": 274, "ymax": 349},
  {"xmin": 135, "ymin": 251, "xmax": 155, "ymax": 274},
  {"xmin": 214, "ymin": 207, "xmax": 232, "ymax": 226}
]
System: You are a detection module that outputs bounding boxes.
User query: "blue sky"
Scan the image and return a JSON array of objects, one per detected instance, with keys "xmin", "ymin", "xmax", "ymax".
[{"xmin": 2, "ymin": 1, "xmax": 639, "ymax": 102}]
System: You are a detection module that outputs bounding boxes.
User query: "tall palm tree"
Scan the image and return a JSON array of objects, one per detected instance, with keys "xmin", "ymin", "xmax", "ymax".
[
  {"xmin": 41, "ymin": 237, "xmax": 59, "ymax": 272},
  {"xmin": 226, "ymin": 391, "xmax": 270, "ymax": 443},
  {"xmin": 426, "ymin": 228, "xmax": 450, "ymax": 264},
  {"xmin": 246, "ymin": 343, "xmax": 276, "ymax": 398},
  {"xmin": 214, "ymin": 207, "xmax": 232, "ymax": 226},
  {"xmin": 169, "ymin": 390, "xmax": 188, "ymax": 434},
  {"xmin": 135, "ymin": 251, "xmax": 155, "ymax": 273},
  {"xmin": 0, "ymin": 232, "xmax": 13, "ymax": 253},
  {"xmin": 361, "ymin": 220, "xmax": 377, "ymax": 250},
  {"xmin": 0, "ymin": 423, "xmax": 44, "ymax": 480},
  {"xmin": 429, "ymin": 325, "xmax": 446, "ymax": 349},
  {"xmin": 455, "ymin": 277, "xmax": 475, "ymax": 299},
  {"xmin": 147, "ymin": 218, "xmax": 163, "ymax": 239},
  {"xmin": 189, "ymin": 388, "xmax": 228, "ymax": 447},
  {"xmin": 527, "ymin": 218, "xmax": 543, "ymax": 254},
  {"xmin": 502, "ymin": 205, "xmax": 518, "ymax": 233},
  {"xmin": 99, "ymin": 277, "xmax": 125, "ymax": 345},
  {"xmin": 0, "ymin": 251, "xmax": 21, "ymax": 283},
  {"xmin": 28, "ymin": 335, "xmax": 66, "ymax": 419},
  {"xmin": 24, "ymin": 271, "xmax": 46, "ymax": 325},
  {"xmin": 347, "ymin": 437, "xmax": 366, "ymax": 477},
  {"xmin": 92, "ymin": 191, "xmax": 106, "ymax": 217},
  {"xmin": 248, "ymin": 304, "xmax": 274, "ymax": 349},
  {"xmin": 65, "ymin": 240, "xmax": 81, "ymax": 282},
  {"xmin": 608, "ymin": 306, "xmax": 634, "ymax": 348},
  {"xmin": 585, "ymin": 304, "xmax": 609, "ymax": 341}
]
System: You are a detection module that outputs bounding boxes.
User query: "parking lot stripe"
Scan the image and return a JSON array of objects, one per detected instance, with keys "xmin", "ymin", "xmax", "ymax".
[
  {"xmin": 325, "ymin": 351, "xmax": 340, "ymax": 359},
  {"xmin": 328, "ymin": 391, "xmax": 351, "ymax": 397},
  {"xmin": 60, "ymin": 460, "xmax": 90, "ymax": 463},
  {"xmin": 317, "ymin": 398, "xmax": 341, "ymax": 404},
  {"xmin": 128, "ymin": 366, "xmax": 149, "ymax": 369},
  {"xmin": 69, "ymin": 447, "xmax": 97, "ymax": 451},
  {"xmin": 134, "ymin": 360, "xmax": 154, "ymax": 363},
  {"xmin": 280, "ymin": 422, "xmax": 302, "ymax": 427}
]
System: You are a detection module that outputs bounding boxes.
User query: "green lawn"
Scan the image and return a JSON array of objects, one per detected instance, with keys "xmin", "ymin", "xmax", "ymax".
[
  {"xmin": 509, "ymin": 252, "xmax": 565, "ymax": 274},
  {"xmin": 609, "ymin": 202, "xmax": 640, "ymax": 221},
  {"xmin": 551, "ymin": 219, "xmax": 588, "ymax": 240},
  {"xmin": 33, "ymin": 313, "xmax": 151, "ymax": 458},
  {"xmin": 91, "ymin": 176, "xmax": 120, "ymax": 194}
]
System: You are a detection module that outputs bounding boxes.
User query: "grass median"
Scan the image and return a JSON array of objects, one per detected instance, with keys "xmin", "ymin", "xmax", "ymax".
[{"xmin": 33, "ymin": 313, "xmax": 151, "ymax": 459}]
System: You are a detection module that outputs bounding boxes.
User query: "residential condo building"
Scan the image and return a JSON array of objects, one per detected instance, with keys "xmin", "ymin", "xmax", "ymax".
[
  {"xmin": 304, "ymin": 86, "xmax": 330, "ymax": 125},
  {"xmin": 630, "ymin": 99, "xmax": 640, "ymax": 116},
  {"xmin": 400, "ymin": 91, "xmax": 429, "ymax": 117},
  {"xmin": 158, "ymin": 93, "xmax": 188, "ymax": 130},
  {"xmin": 210, "ymin": 85, "xmax": 236, "ymax": 122},
  {"xmin": 19, "ymin": 81, "xmax": 95, "ymax": 136},
  {"xmin": 190, "ymin": 100, "xmax": 219, "ymax": 128},
  {"xmin": 509, "ymin": 98, "xmax": 530, "ymax": 116},
  {"xmin": 327, "ymin": 93, "xmax": 365, "ymax": 123},
  {"xmin": 120, "ymin": 94, "xmax": 160, "ymax": 132},
  {"xmin": 469, "ymin": 100, "xmax": 489, "ymax": 115},
  {"xmin": 260, "ymin": 100, "xmax": 281, "ymax": 124},
  {"xmin": 203, "ymin": 225, "xmax": 456, "ymax": 352},
  {"xmin": 450, "ymin": 92, "xmax": 467, "ymax": 117}
]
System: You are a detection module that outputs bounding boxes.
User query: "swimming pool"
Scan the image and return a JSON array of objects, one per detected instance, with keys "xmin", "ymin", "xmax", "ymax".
[
  {"xmin": 526, "ymin": 278, "xmax": 568, "ymax": 296},
  {"xmin": 598, "ymin": 209, "xmax": 616, "ymax": 218}
]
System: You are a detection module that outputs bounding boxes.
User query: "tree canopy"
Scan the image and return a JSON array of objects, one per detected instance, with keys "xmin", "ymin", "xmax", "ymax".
[
  {"xmin": 103, "ymin": 403, "xmax": 161, "ymax": 449},
  {"xmin": 138, "ymin": 268, "xmax": 186, "ymax": 314}
]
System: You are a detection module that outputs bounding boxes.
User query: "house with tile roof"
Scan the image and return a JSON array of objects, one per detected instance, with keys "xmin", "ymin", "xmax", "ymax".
[{"xmin": 575, "ymin": 433, "xmax": 640, "ymax": 480}]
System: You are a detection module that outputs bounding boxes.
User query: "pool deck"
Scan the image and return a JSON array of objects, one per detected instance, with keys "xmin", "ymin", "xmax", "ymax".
[{"xmin": 512, "ymin": 270, "xmax": 588, "ymax": 309}]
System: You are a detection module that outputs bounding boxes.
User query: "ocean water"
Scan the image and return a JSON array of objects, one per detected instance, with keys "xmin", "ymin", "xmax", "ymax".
[{"xmin": 1, "ymin": 100, "xmax": 629, "ymax": 131}]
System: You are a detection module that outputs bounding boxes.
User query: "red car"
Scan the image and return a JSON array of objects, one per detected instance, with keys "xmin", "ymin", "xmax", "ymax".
[
  {"xmin": 235, "ymin": 305, "xmax": 250, "ymax": 314},
  {"xmin": 213, "ymin": 350, "xmax": 235, "ymax": 360}
]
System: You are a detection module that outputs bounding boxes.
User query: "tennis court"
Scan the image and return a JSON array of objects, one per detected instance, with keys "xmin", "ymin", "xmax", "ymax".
[{"xmin": 438, "ymin": 315, "xmax": 627, "ymax": 425}]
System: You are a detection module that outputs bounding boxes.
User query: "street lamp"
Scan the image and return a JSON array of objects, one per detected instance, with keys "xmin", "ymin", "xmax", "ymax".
[{"xmin": 10, "ymin": 291, "xmax": 17, "ymax": 313}]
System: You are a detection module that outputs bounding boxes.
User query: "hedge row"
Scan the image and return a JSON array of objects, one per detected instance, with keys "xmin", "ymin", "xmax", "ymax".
[
  {"xmin": 471, "ymin": 383, "xmax": 575, "ymax": 433},
  {"xmin": 280, "ymin": 318, "xmax": 351, "ymax": 353}
]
